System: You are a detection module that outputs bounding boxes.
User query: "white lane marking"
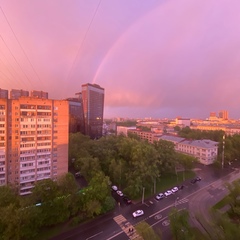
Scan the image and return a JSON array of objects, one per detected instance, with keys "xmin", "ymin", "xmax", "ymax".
[{"xmin": 86, "ymin": 231, "xmax": 103, "ymax": 240}]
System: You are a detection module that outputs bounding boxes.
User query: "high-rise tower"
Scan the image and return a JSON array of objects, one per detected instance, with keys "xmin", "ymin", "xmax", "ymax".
[
  {"xmin": 0, "ymin": 90, "xmax": 69, "ymax": 195},
  {"xmin": 81, "ymin": 83, "xmax": 104, "ymax": 139}
]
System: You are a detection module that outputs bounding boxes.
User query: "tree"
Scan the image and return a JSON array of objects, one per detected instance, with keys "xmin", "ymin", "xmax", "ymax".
[
  {"xmin": 57, "ymin": 173, "xmax": 78, "ymax": 195},
  {"xmin": 153, "ymin": 140, "xmax": 176, "ymax": 173},
  {"xmin": 176, "ymin": 153, "xmax": 198, "ymax": 180},
  {"xmin": 169, "ymin": 208, "xmax": 195, "ymax": 240},
  {"xmin": 135, "ymin": 221, "xmax": 161, "ymax": 240}
]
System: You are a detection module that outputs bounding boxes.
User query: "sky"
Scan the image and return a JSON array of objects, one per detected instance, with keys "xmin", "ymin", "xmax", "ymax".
[{"xmin": 1, "ymin": 0, "xmax": 240, "ymax": 119}]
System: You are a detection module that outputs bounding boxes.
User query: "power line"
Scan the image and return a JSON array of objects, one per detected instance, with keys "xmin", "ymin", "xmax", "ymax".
[
  {"xmin": 0, "ymin": 53, "xmax": 27, "ymax": 88},
  {"xmin": 0, "ymin": 6, "xmax": 44, "ymax": 87},
  {"xmin": 0, "ymin": 34, "xmax": 33, "ymax": 88},
  {"xmin": 66, "ymin": 0, "xmax": 102, "ymax": 83}
]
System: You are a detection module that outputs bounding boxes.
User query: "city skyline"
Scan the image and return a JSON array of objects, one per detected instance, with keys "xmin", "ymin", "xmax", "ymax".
[{"xmin": 1, "ymin": 1, "xmax": 240, "ymax": 119}]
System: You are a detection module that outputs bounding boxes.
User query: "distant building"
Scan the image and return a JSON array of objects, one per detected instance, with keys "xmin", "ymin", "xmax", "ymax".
[
  {"xmin": 127, "ymin": 129, "xmax": 159, "ymax": 143},
  {"xmin": 10, "ymin": 89, "xmax": 29, "ymax": 99},
  {"xmin": 117, "ymin": 126, "xmax": 136, "ymax": 136},
  {"xmin": 65, "ymin": 93, "xmax": 85, "ymax": 134},
  {"xmin": 82, "ymin": 83, "xmax": 104, "ymax": 139},
  {"xmin": 30, "ymin": 90, "xmax": 48, "ymax": 99},
  {"xmin": 209, "ymin": 112, "xmax": 218, "ymax": 121},
  {"xmin": 0, "ymin": 88, "xmax": 8, "ymax": 99},
  {"xmin": 0, "ymin": 94, "xmax": 69, "ymax": 195},
  {"xmin": 219, "ymin": 110, "xmax": 229, "ymax": 120},
  {"xmin": 175, "ymin": 118, "xmax": 191, "ymax": 127}
]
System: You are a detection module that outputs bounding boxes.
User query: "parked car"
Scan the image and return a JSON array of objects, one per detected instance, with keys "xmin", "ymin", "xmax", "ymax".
[
  {"xmin": 111, "ymin": 185, "xmax": 118, "ymax": 191},
  {"xmin": 123, "ymin": 196, "xmax": 132, "ymax": 204},
  {"xmin": 132, "ymin": 210, "xmax": 144, "ymax": 218},
  {"xmin": 164, "ymin": 190, "xmax": 173, "ymax": 197},
  {"xmin": 178, "ymin": 185, "xmax": 184, "ymax": 190},
  {"xmin": 196, "ymin": 176, "xmax": 201, "ymax": 181},
  {"xmin": 191, "ymin": 176, "xmax": 201, "ymax": 184},
  {"xmin": 156, "ymin": 193, "xmax": 165, "ymax": 200},
  {"xmin": 75, "ymin": 172, "xmax": 81, "ymax": 178},
  {"xmin": 171, "ymin": 186, "xmax": 179, "ymax": 193},
  {"xmin": 116, "ymin": 190, "xmax": 123, "ymax": 197},
  {"xmin": 191, "ymin": 178, "xmax": 197, "ymax": 184}
]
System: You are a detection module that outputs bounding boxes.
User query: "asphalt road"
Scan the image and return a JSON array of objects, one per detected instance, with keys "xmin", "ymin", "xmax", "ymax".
[{"xmin": 51, "ymin": 164, "xmax": 240, "ymax": 240}]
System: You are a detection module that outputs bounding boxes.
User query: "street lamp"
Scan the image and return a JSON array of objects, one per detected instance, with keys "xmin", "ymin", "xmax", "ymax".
[
  {"xmin": 142, "ymin": 187, "xmax": 145, "ymax": 204},
  {"xmin": 175, "ymin": 197, "xmax": 179, "ymax": 207},
  {"xmin": 222, "ymin": 135, "xmax": 225, "ymax": 169}
]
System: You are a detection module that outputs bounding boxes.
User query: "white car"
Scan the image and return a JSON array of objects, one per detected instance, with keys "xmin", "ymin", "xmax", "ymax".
[
  {"xmin": 111, "ymin": 185, "xmax": 118, "ymax": 191},
  {"xmin": 116, "ymin": 190, "xmax": 123, "ymax": 197},
  {"xmin": 155, "ymin": 193, "xmax": 164, "ymax": 200},
  {"xmin": 172, "ymin": 187, "xmax": 179, "ymax": 193},
  {"xmin": 164, "ymin": 190, "xmax": 173, "ymax": 197},
  {"xmin": 132, "ymin": 210, "xmax": 144, "ymax": 218}
]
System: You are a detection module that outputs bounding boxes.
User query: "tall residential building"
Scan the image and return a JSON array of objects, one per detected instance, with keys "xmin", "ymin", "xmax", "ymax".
[
  {"xmin": 10, "ymin": 89, "xmax": 29, "ymax": 99},
  {"xmin": 0, "ymin": 94, "xmax": 69, "ymax": 195},
  {"xmin": 219, "ymin": 110, "xmax": 229, "ymax": 120},
  {"xmin": 65, "ymin": 93, "xmax": 85, "ymax": 134},
  {"xmin": 0, "ymin": 99, "xmax": 7, "ymax": 186},
  {"xmin": 30, "ymin": 90, "xmax": 48, "ymax": 99},
  {"xmin": 0, "ymin": 88, "xmax": 8, "ymax": 99},
  {"xmin": 82, "ymin": 83, "xmax": 104, "ymax": 139}
]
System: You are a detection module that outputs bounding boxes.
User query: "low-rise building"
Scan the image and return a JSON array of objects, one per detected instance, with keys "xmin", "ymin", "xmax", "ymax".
[{"xmin": 158, "ymin": 135, "xmax": 218, "ymax": 165}]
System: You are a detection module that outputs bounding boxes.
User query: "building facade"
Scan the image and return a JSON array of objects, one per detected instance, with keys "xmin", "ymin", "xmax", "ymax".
[
  {"xmin": 10, "ymin": 89, "xmax": 29, "ymax": 99},
  {"xmin": 66, "ymin": 94, "xmax": 85, "ymax": 134},
  {"xmin": 82, "ymin": 83, "xmax": 104, "ymax": 139},
  {"xmin": 30, "ymin": 90, "xmax": 48, "ymax": 99},
  {"xmin": 0, "ymin": 92, "xmax": 69, "ymax": 195},
  {"xmin": 127, "ymin": 129, "xmax": 159, "ymax": 143},
  {"xmin": 219, "ymin": 110, "xmax": 229, "ymax": 120},
  {"xmin": 0, "ymin": 88, "xmax": 8, "ymax": 99},
  {"xmin": 158, "ymin": 135, "xmax": 218, "ymax": 165}
]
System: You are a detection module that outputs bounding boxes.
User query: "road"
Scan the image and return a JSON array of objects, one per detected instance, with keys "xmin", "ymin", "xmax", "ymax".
[{"xmin": 51, "ymin": 164, "xmax": 240, "ymax": 240}]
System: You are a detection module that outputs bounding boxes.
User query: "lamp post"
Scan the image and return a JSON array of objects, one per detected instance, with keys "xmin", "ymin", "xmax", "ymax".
[
  {"xmin": 175, "ymin": 197, "xmax": 179, "ymax": 207},
  {"xmin": 142, "ymin": 187, "xmax": 145, "ymax": 204},
  {"xmin": 222, "ymin": 135, "xmax": 225, "ymax": 169}
]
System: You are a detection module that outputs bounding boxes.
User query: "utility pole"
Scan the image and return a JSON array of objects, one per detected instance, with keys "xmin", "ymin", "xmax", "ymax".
[
  {"xmin": 222, "ymin": 135, "xmax": 225, "ymax": 169},
  {"xmin": 142, "ymin": 187, "xmax": 145, "ymax": 204},
  {"xmin": 153, "ymin": 178, "xmax": 156, "ymax": 194}
]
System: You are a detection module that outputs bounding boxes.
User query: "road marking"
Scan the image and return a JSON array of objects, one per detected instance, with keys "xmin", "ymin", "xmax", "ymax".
[
  {"xmin": 86, "ymin": 231, "xmax": 103, "ymax": 240},
  {"xmin": 112, "ymin": 215, "xmax": 143, "ymax": 240},
  {"xmin": 162, "ymin": 220, "xmax": 170, "ymax": 226},
  {"xmin": 154, "ymin": 214, "xmax": 162, "ymax": 220}
]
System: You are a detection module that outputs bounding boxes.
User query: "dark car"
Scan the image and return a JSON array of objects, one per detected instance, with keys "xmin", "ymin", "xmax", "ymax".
[
  {"xmin": 191, "ymin": 176, "xmax": 201, "ymax": 184},
  {"xmin": 123, "ymin": 196, "xmax": 132, "ymax": 204},
  {"xmin": 196, "ymin": 176, "xmax": 201, "ymax": 181},
  {"xmin": 178, "ymin": 185, "xmax": 184, "ymax": 190},
  {"xmin": 191, "ymin": 178, "xmax": 197, "ymax": 184}
]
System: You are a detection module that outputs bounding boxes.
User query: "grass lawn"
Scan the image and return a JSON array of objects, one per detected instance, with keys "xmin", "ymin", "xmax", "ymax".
[
  {"xmin": 144, "ymin": 170, "xmax": 196, "ymax": 199},
  {"xmin": 212, "ymin": 195, "xmax": 229, "ymax": 210},
  {"xmin": 191, "ymin": 227, "xmax": 209, "ymax": 240}
]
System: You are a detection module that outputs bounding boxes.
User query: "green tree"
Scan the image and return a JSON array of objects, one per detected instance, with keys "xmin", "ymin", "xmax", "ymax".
[
  {"xmin": 169, "ymin": 208, "xmax": 195, "ymax": 240},
  {"xmin": 176, "ymin": 153, "xmax": 198, "ymax": 180},
  {"xmin": 135, "ymin": 221, "xmax": 161, "ymax": 240}
]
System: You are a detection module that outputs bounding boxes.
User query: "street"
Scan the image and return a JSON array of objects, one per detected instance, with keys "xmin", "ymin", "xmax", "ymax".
[{"xmin": 51, "ymin": 164, "xmax": 240, "ymax": 240}]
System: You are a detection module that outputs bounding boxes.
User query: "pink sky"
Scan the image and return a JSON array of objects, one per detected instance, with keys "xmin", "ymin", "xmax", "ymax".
[{"xmin": 1, "ymin": 0, "xmax": 240, "ymax": 119}]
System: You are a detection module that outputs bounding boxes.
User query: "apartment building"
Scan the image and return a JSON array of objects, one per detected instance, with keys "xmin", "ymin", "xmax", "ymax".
[
  {"xmin": 127, "ymin": 129, "xmax": 159, "ymax": 143},
  {"xmin": 158, "ymin": 135, "xmax": 218, "ymax": 165},
  {"xmin": 0, "ymin": 98, "xmax": 7, "ymax": 186},
  {"xmin": 0, "ymin": 91, "xmax": 69, "ymax": 195},
  {"xmin": 30, "ymin": 90, "xmax": 48, "ymax": 99},
  {"xmin": 117, "ymin": 126, "xmax": 136, "ymax": 136},
  {"xmin": 10, "ymin": 89, "xmax": 29, "ymax": 99},
  {"xmin": 82, "ymin": 83, "xmax": 104, "ymax": 139}
]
